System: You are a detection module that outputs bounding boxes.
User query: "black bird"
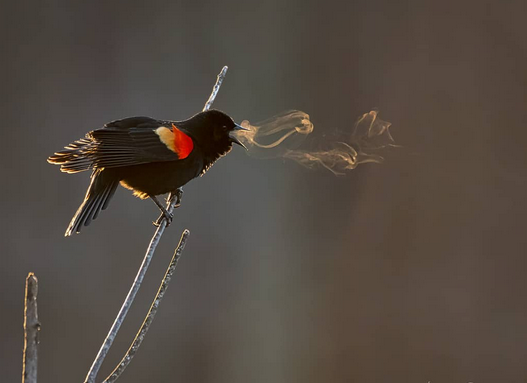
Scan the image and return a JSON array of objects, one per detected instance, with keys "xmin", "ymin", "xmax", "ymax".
[{"xmin": 48, "ymin": 109, "xmax": 247, "ymax": 236}]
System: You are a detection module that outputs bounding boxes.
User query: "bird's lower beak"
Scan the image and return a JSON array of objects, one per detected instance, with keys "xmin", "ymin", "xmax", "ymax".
[{"xmin": 230, "ymin": 123, "xmax": 249, "ymax": 150}]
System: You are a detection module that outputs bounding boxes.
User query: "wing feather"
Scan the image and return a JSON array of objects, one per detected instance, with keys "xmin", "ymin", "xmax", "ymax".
[{"xmin": 48, "ymin": 117, "xmax": 193, "ymax": 173}]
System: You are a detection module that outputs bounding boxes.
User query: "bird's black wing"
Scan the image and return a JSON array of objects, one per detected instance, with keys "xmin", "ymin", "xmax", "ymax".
[{"xmin": 48, "ymin": 116, "xmax": 195, "ymax": 173}]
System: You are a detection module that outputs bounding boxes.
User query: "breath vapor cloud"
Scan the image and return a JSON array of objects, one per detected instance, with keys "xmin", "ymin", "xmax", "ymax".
[{"xmin": 234, "ymin": 110, "xmax": 396, "ymax": 175}]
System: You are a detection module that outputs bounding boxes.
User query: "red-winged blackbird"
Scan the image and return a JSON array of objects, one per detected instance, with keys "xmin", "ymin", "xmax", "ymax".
[{"xmin": 48, "ymin": 109, "xmax": 247, "ymax": 236}]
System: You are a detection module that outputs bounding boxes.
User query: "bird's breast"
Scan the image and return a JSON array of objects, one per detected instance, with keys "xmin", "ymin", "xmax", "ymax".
[{"xmin": 118, "ymin": 156, "xmax": 204, "ymax": 198}]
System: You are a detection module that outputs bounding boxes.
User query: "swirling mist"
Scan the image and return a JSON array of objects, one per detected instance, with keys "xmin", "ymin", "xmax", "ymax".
[{"xmin": 234, "ymin": 110, "xmax": 396, "ymax": 175}]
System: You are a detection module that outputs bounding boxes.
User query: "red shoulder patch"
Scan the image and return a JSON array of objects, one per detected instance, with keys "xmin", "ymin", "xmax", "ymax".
[{"xmin": 171, "ymin": 123, "xmax": 194, "ymax": 159}]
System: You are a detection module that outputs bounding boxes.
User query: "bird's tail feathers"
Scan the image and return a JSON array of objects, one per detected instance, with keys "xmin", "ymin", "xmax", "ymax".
[{"xmin": 65, "ymin": 169, "xmax": 118, "ymax": 236}]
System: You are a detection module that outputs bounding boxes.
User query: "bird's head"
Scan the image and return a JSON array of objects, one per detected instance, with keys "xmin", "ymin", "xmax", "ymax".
[{"xmin": 182, "ymin": 109, "xmax": 248, "ymax": 157}]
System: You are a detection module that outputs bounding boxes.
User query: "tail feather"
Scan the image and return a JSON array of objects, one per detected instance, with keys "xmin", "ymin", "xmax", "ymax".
[
  {"xmin": 65, "ymin": 170, "xmax": 119, "ymax": 236},
  {"xmin": 102, "ymin": 182, "xmax": 118, "ymax": 211},
  {"xmin": 90, "ymin": 186, "xmax": 109, "ymax": 222},
  {"xmin": 81, "ymin": 191, "xmax": 104, "ymax": 227}
]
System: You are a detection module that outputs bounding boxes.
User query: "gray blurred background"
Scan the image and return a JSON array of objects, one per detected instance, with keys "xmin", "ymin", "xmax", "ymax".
[{"xmin": 2, "ymin": 0, "xmax": 527, "ymax": 382}]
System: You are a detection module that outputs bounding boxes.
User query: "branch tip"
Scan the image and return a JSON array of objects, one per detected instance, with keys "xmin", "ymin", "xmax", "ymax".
[{"xmin": 22, "ymin": 272, "xmax": 39, "ymax": 383}]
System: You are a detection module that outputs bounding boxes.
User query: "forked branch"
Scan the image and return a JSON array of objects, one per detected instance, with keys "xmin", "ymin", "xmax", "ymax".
[{"xmin": 103, "ymin": 230, "xmax": 190, "ymax": 383}]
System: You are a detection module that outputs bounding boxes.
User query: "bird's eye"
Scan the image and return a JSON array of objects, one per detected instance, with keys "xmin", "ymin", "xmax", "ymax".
[{"xmin": 222, "ymin": 125, "xmax": 228, "ymax": 131}]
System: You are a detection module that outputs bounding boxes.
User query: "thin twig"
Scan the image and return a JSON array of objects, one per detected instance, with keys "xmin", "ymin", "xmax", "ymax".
[
  {"xmin": 84, "ymin": 66, "xmax": 229, "ymax": 383},
  {"xmin": 84, "ymin": 195, "xmax": 178, "ymax": 383},
  {"xmin": 203, "ymin": 66, "xmax": 228, "ymax": 111},
  {"xmin": 22, "ymin": 272, "xmax": 39, "ymax": 383},
  {"xmin": 103, "ymin": 230, "xmax": 190, "ymax": 383}
]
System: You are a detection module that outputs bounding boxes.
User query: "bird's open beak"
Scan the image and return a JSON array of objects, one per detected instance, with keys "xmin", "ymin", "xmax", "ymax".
[{"xmin": 230, "ymin": 123, "xmax": 249, "ymax": 150}]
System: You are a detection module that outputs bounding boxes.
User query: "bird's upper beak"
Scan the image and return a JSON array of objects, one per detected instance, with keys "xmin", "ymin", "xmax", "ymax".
[{"xmin": 230, "ymin": 123, "xmax": 249, "ymax": 150}]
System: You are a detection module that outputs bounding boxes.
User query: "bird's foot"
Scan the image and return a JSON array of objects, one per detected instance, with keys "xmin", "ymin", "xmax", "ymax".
[
  {"xmin": 151, "ymin": 188, "xmax": 183, "ymax": 227},
  {"xmin": 153, "ymin": 210, "xmax": 173, "ymax": 227}
]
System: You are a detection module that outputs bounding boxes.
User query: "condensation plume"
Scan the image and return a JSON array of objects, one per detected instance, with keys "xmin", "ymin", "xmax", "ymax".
[{"xmin": 234, "ymin": 109, "xmax": 395, "ymax": 175}]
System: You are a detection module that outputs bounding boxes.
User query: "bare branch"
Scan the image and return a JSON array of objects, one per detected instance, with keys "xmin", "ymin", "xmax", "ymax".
[
  {"xmin": 22, "ymin": 272, "xmax": 39, "ymax": 383},
  {"xmin": 84, "ymin": 194, "xmax": 179, "ymax": 383},
  {"xmin": 103, "ymin": 230, "xmax": 190, "ymax": 383},
  {"xmin": 203, "ymin": 66, "xmax": 228, "ymax": 111}
]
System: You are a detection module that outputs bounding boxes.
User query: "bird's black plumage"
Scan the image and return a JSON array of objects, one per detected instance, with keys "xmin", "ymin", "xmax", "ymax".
[{"xmin": 48, "ymin": 109, "xmax": 246, "ymax": 236}]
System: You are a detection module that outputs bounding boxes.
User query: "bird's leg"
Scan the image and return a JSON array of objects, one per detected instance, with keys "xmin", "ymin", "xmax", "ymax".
[
  {"xmin": 153, "ymin": 188, "xmax": 183, "ymax": 226},
  {"xmin": 168, "ymin": 187, "xmax": 183, "ymax": 207},
  {"xmin": 150, "ymin": 195, "xmax": 173, "ymax": 226}
]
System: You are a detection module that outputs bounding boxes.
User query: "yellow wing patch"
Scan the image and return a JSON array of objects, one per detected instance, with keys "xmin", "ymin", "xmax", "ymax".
[{"xmin": 155, "ymin": 126, "xmax": 176, "ymax": 152}]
